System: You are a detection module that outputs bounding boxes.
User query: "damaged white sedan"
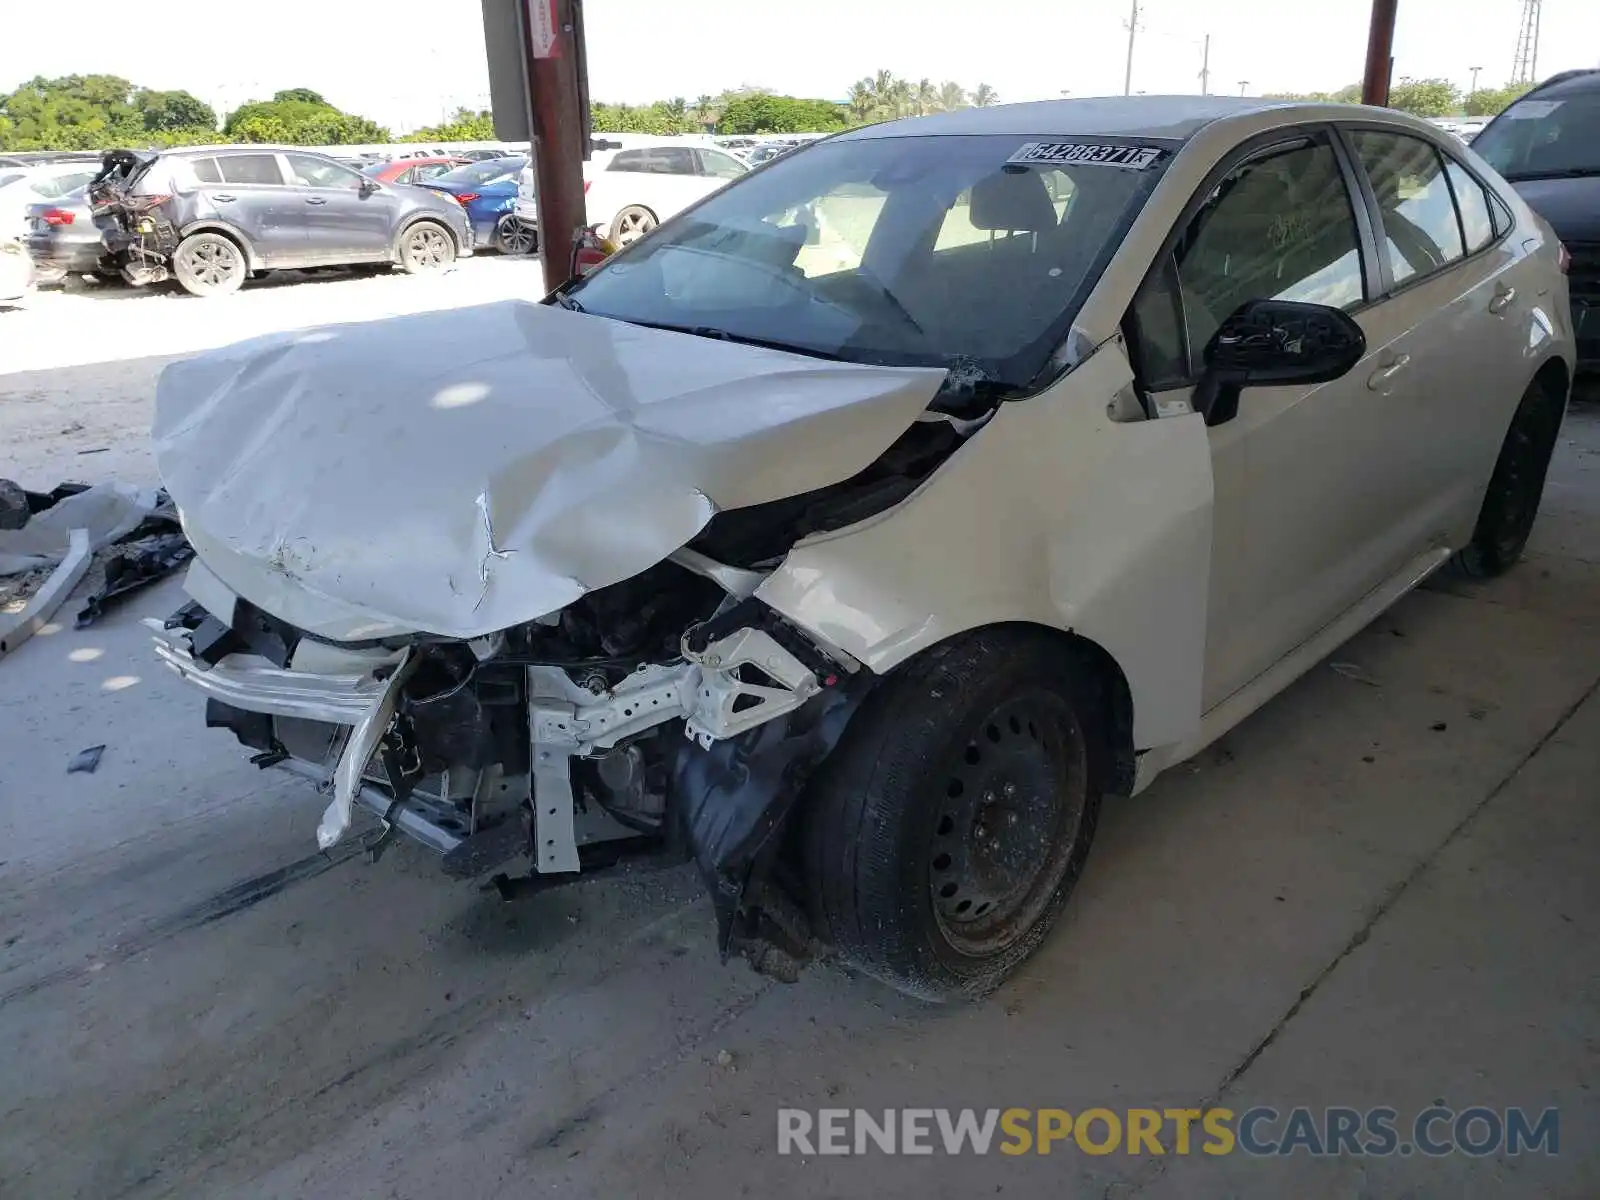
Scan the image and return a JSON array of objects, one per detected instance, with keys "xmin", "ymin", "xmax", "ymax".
[{"xmin": 149, "ymin": 97, "xmax": 1574, "ymax": 1000}]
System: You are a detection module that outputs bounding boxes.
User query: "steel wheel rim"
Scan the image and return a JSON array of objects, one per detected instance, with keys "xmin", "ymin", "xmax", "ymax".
[
  {"xmin": 929, "ymin": 689, "xmax": 1086, "ymax": 956},
  {"xmin": 184, "ymin": 240, "xmax": 237, "ymax": 288},
  {"xmin": 407, "ymin": 227, "xmax": 448, "ymax": 268}
]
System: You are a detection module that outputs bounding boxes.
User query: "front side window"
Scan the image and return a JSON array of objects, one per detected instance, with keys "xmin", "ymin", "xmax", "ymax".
[
  {"xmin": 1472, "ymin": 90, "xmax": 1600, "ymax": 182},
  {"xmin": 218, "ymin": 154, "xmax": 285, "ymax": 186},
  {"xmin": 1350, "ymin": 131, "xmax": 1464, "ymax": 285},
  {"xmin": 1130, "ymin": 138, "xmax": 1365, "ymax": 385},
  {"xmin": 566, "ymin": 133, "xmax": 1170, "ymax": 398},
  {"xmin": 285, "ymin": 154, "xmax": 364, "ymax": 190}
]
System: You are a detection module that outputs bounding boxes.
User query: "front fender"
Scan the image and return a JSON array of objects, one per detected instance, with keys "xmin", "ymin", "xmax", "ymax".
[{"xmin": 756, "ymin": 343, "xmax": 1214, "ymax": 751}]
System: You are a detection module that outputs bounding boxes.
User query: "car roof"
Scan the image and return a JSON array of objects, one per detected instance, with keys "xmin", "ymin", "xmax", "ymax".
[
  {"xmin": 1523, "ymin": 68, "xmax": 1600, "ymax": 98},
  {"xmin": 835, "ymin": 95, "xmax": 1305, "ymax": 142}
]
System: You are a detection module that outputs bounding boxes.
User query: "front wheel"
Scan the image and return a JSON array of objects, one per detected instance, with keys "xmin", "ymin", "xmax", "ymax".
[
  {"xmin": 802, "ymin": 629, "xmax": 1106, "ymax": 1002},
  {"xmin": 173, "ymin": 232, "xmax": 246, "ymax": 297},
  {"xmin": 1449, "ymin": 375, "xmax": 1567, "ymax": 579},
  {"xmin": 398, "ymin": 221, "xmax": 456, "ymax": 274}
]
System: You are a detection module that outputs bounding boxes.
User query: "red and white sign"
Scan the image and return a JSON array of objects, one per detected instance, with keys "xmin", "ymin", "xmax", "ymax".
[{"xmin": 525, "ymin": 0, "xmax": 560, "ymax": 58}]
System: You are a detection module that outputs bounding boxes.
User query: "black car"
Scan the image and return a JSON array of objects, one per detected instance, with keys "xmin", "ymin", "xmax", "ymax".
[{"xmin": 1473, "ymin": 69, "xmax": 1600, "ymax": 388}]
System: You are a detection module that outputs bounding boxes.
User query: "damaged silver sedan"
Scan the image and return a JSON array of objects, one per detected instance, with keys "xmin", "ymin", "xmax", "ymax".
[{"xmin": 150, "ymin": 97, "xmax": 1574, "ymax": 1000}]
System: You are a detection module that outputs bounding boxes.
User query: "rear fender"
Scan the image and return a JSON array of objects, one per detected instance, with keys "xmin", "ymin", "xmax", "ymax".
[
  {"xmin": 756, "ymin": 340, "xmax": 1215, "ymax": 753},
  {"xmin": 177, "ymin": 220, "xmax": 262, "ymax": 270}
]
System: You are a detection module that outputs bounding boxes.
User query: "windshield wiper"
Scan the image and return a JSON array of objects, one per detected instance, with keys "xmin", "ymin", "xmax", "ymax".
[
  {"xmin": 622, "ymin": 319, "xmax": 846, "ymax": 361},
  {"xmin": 1503, "ymin": 167, "xmax": 1600, "ymax": 182}
]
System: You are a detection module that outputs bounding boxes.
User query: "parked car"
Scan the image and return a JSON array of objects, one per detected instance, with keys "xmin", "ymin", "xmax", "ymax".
[
  {"xmin": 547, "ymin": 141, "xmax": 749, "ymax": 245},
  {"xmin": 149, "ymin": 96, "xmax": 1573, "ymax": 1001},
  {"xmin": 360, "ymin": 155, "xmax": 468, "ymax": 186},
  {"xmin": 0, "ymin": 237, "xmax": 34, "ymax": 306},
  {"xmin": 22, "ymin": 188, "xmax": 107, "ymax": 282},
  {"xmin": 1, "ymin": 159, "xmax": 102, "ymax": 237},
  {"xmin": 416, "ymin": 156, "xmax": 533, "ymax": 253},
  {"xmin": 1471, "ymin": 68, "xmax": 1600, "ymax": 386},
  {"xmin": 86, "ymin": 145, "xmax": 474, "ymax": 296},
  {"xmin": 743, "ymin": 142, "xmax": 795, "ymax": 167}
]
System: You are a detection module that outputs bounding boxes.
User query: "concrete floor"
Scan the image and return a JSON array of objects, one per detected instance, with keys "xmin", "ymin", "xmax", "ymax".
[{"xmin": 0, "ymin": 409, "xmax": 1595, "ymax": 1199}]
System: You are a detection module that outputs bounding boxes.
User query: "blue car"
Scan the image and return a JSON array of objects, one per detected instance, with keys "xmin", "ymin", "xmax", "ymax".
[{"xmin": 417, "ymin": 156, "xmax": 533, "ymax": 254}]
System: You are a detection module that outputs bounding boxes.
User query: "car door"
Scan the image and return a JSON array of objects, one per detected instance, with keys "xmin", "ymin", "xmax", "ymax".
[
  {"xmin": 1339, "ymin": 126, "xmax": 1530, "ymax": 543},
  {"xmin": 281, "ymin": 153, "xmax": 395, "ymax": 264},
  {"xmin": 694, "ymin": 148, "xmax": 749, "ymax": 200},
  {"xmin": 202, "ymin": 152, "xmax": 307, "ymax": 267},
  {"xmin": 1128, "ymin": 127, "xmax": 1425, "ymax": 712}
]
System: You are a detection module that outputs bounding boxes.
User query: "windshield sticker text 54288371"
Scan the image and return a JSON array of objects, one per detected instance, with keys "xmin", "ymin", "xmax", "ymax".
[{"xmin": 1008, "ymin": 142, "xmax": 1164, "ymax": 170}]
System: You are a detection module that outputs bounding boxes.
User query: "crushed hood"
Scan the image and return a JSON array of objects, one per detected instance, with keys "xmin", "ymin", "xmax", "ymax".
[{"xmin": 153, "ymin": 301, "xmax": 946, "ymax": 641}]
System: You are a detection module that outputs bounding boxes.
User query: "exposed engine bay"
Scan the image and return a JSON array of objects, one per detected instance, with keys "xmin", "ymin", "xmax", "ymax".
[{"xmin": 149, "ymin": 410, "xmax": 973, "ymax": 975}]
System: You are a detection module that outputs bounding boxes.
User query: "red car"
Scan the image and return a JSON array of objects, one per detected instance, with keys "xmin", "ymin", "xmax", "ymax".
[{"xmin": 359, "ymin": 156, "xmax": 467, "ymax": 186}]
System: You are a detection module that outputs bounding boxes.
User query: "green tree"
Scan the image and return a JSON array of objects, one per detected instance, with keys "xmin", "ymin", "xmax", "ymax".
[
  {"xmin": 223, "ymin": 94, "xmax": 388, "ymax": 144},
  {"xmin": 273, "ymin": 87, "xmax": 328, "ymax": 106},
  {"xmin": 847, "ymin": 80, "xmax": 876, "ymax": 122},
  {"xmin": 1386, "ymin": 77, "xmax": 1460, "ymax": 118},
  {"xmin": 134, "ymin": 89, "xmax": 217, "ymax": 134},
  {"xmin": 914, "ymin": 78, "xmax": 938, "ymax": 116},
  {"xmin": 1465, "ymin": 82, "xmax": 1531, "ymax": 116},
  {"xmin": 404, "ymin": 107, "xmax": 496, "ymax": 142},
  {"xmin": 0, "ymin": 74, "xmax": 143, "ymax": 150},
  {"xmin": 717, "ymin": 93, "xmax": 847, "ymax": 134},
  {"xmin": 972, "ymin": 83, "xmax": 999, "ymax": 107},
  {"xmin": 937, "ymin": 81, "xmax": 969, "ymax": 112}
]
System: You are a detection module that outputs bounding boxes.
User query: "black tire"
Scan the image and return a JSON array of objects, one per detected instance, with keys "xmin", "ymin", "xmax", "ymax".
[
  {"xmin": 1449, "ymin": 375, "xmax": 1567, "ymax": 579},
  {"xmin": 802, "ymin": 628, "xmax": 1106, "ymax": 1002},
  {"xmin": 172, "ymin": 232, "xmax": 246, "ymax": 297},
  {"xmin": 398, "ymin": 220, "xmax": 456, "ymax": 274},
  {"xmin": 496, "ymin": 215, "xmax": 537, "ymax": 255}
]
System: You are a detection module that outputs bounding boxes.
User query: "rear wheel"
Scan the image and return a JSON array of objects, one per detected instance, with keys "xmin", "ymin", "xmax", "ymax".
[
  {"xmin": 496, "ymin": 215, "xmax": 537, "ymax": 255},
  {"xmin": 399, "ymin": 221, "xmax": 456, "ymax": 274},
  {"xmin": 173, "ymin": 232, "xmax": 246, "ymax": 297},
  {"xmin": 802, "ymin": 628, "xmax": 1106, "ymax": 1001},
  {"xmin": 611, "ymin": 205, "xmax": 657, "ymax": 245},
  {"xmin": 1449, "ymin": 375, "xmax": 1567, "ymax": 579}
]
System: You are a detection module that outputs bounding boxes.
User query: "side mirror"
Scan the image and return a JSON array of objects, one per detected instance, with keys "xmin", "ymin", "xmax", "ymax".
[
  {"xmin": 1193, "ymin": 299, "xmax": 1366, "ymax": 427},
  {"xmin": 359, "ymin": 178, "xmax": 380, "ymax": 197}
]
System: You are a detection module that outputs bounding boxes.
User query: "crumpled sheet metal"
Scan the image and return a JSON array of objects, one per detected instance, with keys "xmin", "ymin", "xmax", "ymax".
[{"xmin": 153, "ymin": 302, "xmax": 946, "ymax": 641}]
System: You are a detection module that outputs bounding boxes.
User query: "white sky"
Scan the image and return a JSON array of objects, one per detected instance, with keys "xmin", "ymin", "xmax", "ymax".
[{"xmin": 3, "ymin": 0, "xmax": 1598, "ymax": 133}]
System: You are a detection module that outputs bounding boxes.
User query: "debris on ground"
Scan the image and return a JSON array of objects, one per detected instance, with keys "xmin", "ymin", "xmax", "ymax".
[
  {"xmin": 76, "ymin": 530, "xmax": 193, "ymax": 628},
  {"xmin": 0, "ymin": 480, "xmax": 194, "ymax": 650},
  {"xmin": 1330, "ymin": 660, "xmax": 1381, "ymax": 687},
  {"xmin": 67, "ymin": 745, "xmax": 106, "ymax": 774}
]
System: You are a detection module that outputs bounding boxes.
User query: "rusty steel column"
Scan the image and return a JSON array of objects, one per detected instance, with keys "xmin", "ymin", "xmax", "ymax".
[
  {"xmin": 526, "ymin": 0, "xmax": 589, "ymax": 292},
  {"xmin": 1361, "ymin": 0, "xmax": 1398, "ymax": 106}
]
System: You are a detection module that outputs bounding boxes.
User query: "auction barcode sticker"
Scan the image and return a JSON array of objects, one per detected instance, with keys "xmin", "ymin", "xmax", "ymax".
[{"xmin": 1008, "ymin": 142, "xmax": 1164, "ymax": 169}]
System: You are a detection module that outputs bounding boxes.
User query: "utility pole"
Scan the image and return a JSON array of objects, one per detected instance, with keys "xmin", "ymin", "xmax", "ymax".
[
  {"xmin": 1238, "ymin": 80, "xmax": 1250, "ymax": 96},
  {"xmin": 1469, "ymin": 64, "xmax": 1482, "ymax": 96},
  {"xmin": 1199, "ymin": 33, "xmax": 1212, "ymax": 95},
  {"xmin": 1123, "ymin": 0, "xmax": 1140, "ymax": 96},
  {"xmin": 1361, "ymin": 0, "xmax": 1398, "ymax": 105},
  {"xmin": 521, "ymin": 0, "xmax": 589, "ymax": 292}
]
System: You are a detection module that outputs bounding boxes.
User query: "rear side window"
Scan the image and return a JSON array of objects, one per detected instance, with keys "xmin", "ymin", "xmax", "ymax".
[
  {"xmin": 218, "ymin": 154, "xmax": 284, "ymax": 186},
  {"xmin": 191, "ymin": 157, "xmax": 222, "ymax": 184},
  {"xmin": 610, "ymin": 147, "xmax": 696, "ymax": 175},
  {"xmin": 1444, "ymin": 160, "xmax": 1496, "ymax": 253},
  {"xmin": 1349, "ymin": 131, "xmax": 1464, "ymax": 285}
]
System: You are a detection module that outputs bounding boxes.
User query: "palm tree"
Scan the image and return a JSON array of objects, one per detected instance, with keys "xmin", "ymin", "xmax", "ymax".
[
  {"xmin": 937, "ymin": 80, "xmax": 969, "ymax": 111},
  {"xmin": 915, "ymin": 78, "xmax": 938, "ymax": 116},
  {"xmin": 847, "ymin": 80, "xmax": 876, "ymax": 123},
  {"xmin": 664, "ymin": 96, "xmax": 687, "ymax": 131},
  {"xmin": 888, "ymin": 78, "xmax": 914, "ymax": 118},
  {"xmin": 972, "ymin": 83, "xmax": 999, "ymax": 107},
  {"xmin": 691, "ymin": 93, "xmax": 716, "ymax": 129}
]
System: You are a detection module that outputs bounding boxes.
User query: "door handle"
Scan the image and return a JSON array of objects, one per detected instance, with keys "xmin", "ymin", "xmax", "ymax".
[
  {"xmin": 213, "ymin": 194, "xmax": 235, "ymax": 203},
  {"xmin": 1488, "ymin": 285, "xmax": 1516, "ymax": 314},
  {"xmin": 1366, "ymin": 353, "xmax": 1411, "ymax": 391},
  {"xmin": 305, "ymin": 197, "xmax": 327, "ymax": 206}
]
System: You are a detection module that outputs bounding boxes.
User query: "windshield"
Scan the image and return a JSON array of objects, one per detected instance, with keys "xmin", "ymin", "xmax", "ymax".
[
  {"xmin": 1473, "ymin": 91, "xmax": 1600, "ymax": 180},
  {"xmin": 564, "ymin": 133, "xmax": 1168, "ymax": 395},
  {"xmin": 436, "ymin": 157, "xmax": 526, "ymax": 187}
]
